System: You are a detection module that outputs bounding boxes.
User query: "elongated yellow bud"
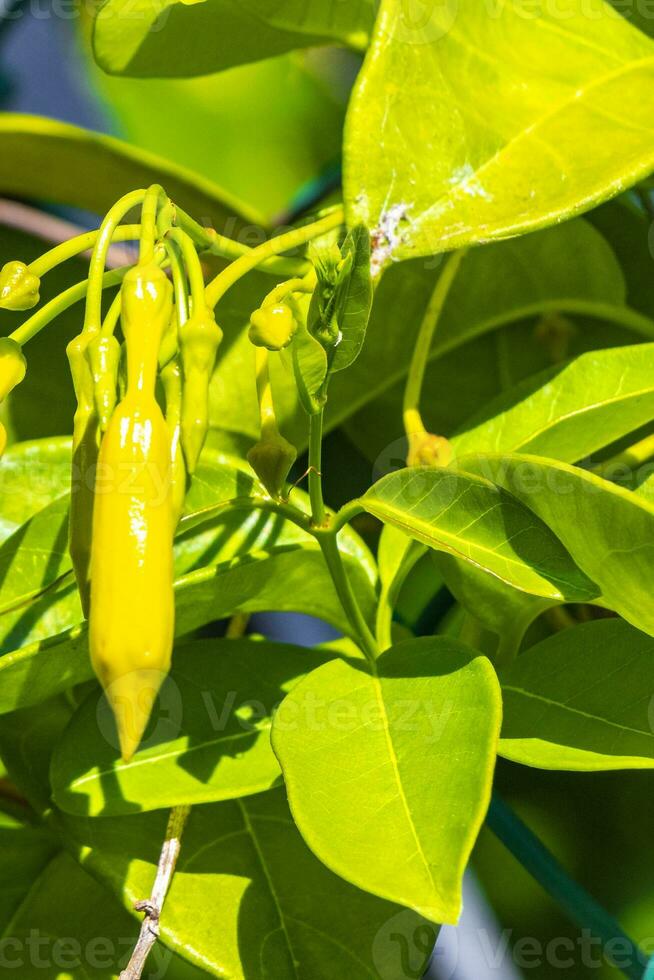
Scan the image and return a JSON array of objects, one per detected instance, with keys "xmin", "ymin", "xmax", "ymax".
[
  {"xmin": 89, "ymin": 261, "xmax": 174, "ymax": 761},
  {"xmin": 89, "ymin": 395, "xmax": 174, "ymax": 761}
]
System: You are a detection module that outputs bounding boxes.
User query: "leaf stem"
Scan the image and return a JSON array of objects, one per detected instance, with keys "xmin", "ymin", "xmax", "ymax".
[
  {"xmin": 317, "ymin": 532, "xmax": 378, "ymax": 664},
  {"xmin": 205, "ymin": 207, "xmax": 344, "ymax": 309},
  {"xmin": 308, "ymin": 410, "xmax": 326, "ymax": 527},
  {"xmin": 487, "ymin": 793, "xmax": 648, "ymax": 980},
  {"xmin": 330, "ymin": 499, "xmax": 366, "ymax": 536},
  {"xmin": 120, "ymin": 805, "xmax": 191, "ymax": 980},
  {"xmin": 402, "ymin": 249, "xmax": 466, "ymax": 436}
]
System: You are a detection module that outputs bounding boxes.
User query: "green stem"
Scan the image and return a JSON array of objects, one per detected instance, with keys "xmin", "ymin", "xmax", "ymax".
[
  {"xmin": 205, "ymin": 207, "xmax": 344, "ymax": 309},
  {"xmin": 100, "ymin": 292, "xmax": 122, "ymax": 340},
  {"xmin": 139, "ymin": 184, "xmax": 165, "ymax": 266},
  {"xmin": 402, "ymin": 249, "xmax": 466, "ymax": 436},
  {"xmin": 28, "ymin": 224, "xmax": 141, "ymax": 278},
  {"xmin": 179, "ymin": 495, "xmax": 312, "ymax": 537},
  {"xmin": 488, "ymin": 793, "xmax": 648, "ymax": 980},
  {"xmin": 164, "ymin": 238, "xmax": 190, "ymax": 328},
  {"xmin": 174, "ymin": 207, "xmax": 310, "ymax": 278},
  {"xmin": 308, "ymin": 410, "xmax": 326, "ymax": 526},
  {"xmin": 85, "ymin": 189, "xmax": 145, "ymax": 335},
  {"xmin": 168, "ymin": 228, "xmax": 205, "ymax": 309},
  {"xmin": 376, "ymin": 540, "xmax": 425, "ymax": 651},
  {"xmin": 330, "ymin": 499, "xmax": 365, "ymax": 536},
  {"xmin": 11, "ymin": 266, "xmax": 129, "ymax": 347},
  {"xmin": 318, "ymin": 533, "xmax": 378, "ymax": 664}
]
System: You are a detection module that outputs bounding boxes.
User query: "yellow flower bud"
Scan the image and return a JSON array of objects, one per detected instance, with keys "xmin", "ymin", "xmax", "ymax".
[
  {"xmin": 407, "ymin": 432, "xmax": 453, "ymax": 468},
  {"xmin": 0, "ymin": 338, "xmax": 26, "ymax": 401},
  {"xmin": 0, "ymin": 261, "xmax": 40, "ymax": 311},
  {"xmin": 248, "ymin": 304, "xmax": 296, "ymax": 351}
]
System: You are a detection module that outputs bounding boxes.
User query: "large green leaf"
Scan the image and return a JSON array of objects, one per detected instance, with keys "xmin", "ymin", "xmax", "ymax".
[
  {"xmin": 61, "ymin": 788, "xmax": 435, "ymax": 979},
  {"xmin": 0, "ymin": 114, "xmax": 262, "ymax": 228},
  {"xmin": 0, "ymin": 850, "xmax": 208, "ymax": 979},
  {"xmin": 499, "ymin": 619, "xmax": 654, "ymax": 771},
  {"xmin": 0, "ymin": 440, "xmax": 71, "ymax": 542},
  {"xmin": 462, "ymin": 453, "xmax": 654, "ymax": 637},
  {"xmin": 272, "ymin": 637, "xmax": 501, "ymax": 923},
  {"xmin": 361, "ymin": 467, "xmax": 598, "ymax": 603},
  {"xmin": 344, "ymin": 0, "xmax": 654, "ymax": 262},
  {"xmin": 0, "ymin": 541, "xmax": 376, "ymax": 715},
  {"xmin": 452, "ymin": 343, "xmax": 654, "ymax": 463},
  {"xmin": 51, "ymin": 638, "xmax": 332, "ymax": 816},
  {"xmin": 93, "ymin": 0, "xmax": 373, "ymax": 77},
  {"xmin": 0, "ymin": 820, "xmax": 57, "ymax": 932}
]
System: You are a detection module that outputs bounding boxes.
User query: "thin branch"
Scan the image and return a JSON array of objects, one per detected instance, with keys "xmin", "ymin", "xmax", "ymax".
[{"xmin": 120, "ymin": 805, "xmax": 191, "ymax": 980}]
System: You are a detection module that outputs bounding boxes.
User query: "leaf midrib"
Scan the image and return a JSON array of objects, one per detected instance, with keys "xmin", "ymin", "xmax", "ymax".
[{"xmin": 503, "ymin": 685, "xmax": 654, "ymax": 743}]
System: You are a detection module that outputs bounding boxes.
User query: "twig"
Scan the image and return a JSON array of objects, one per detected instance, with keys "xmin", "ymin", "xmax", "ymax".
[{"xmin": 120, "ymin": 805, "xmax": 191, "ymax": 980}]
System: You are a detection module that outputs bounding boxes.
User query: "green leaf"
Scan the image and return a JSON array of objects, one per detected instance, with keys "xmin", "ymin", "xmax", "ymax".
[
  {"xmin": 0, "ymin": 495, "xmax": 70, "ymax": 615},
  {"xmin": 61, "ymin": 787, "xmax": 436, "ymax": 979},
  {"xmin": 499, "ymin": 619, "xmax": 654, "ymax": 771},
  {"xmin": 0, "ymin": 543, "xmax": 375, "ymax": 715},
  {"xmin": 0, "ymin": 697, "xmax": 74, "ymax": 816},
  {"xmin": 83, "ymin": 48, "xmax": 347, "ymax": 220},
  {"xmin": 0, "ymin": 114, "xmax": 262, "ymax": 228},
  {"xmin": 461, "ymin": 452, "xmax": 654, "ymax": 638},
  {"xmin": 0, "ymin": 850, "xmax": 208, "ymax": 979},
  {"xmin": 328, "ymin": 218, "xmax": 641, "ymax": 454},
  {"xmin": 0, "ymin": 439, "xmax": 70, "ymax": 542},
  {"xmin": 452, "ymin": 343, "xmax": 654, "ymax": 463},
  {"xmin": 272, "ymin": 637, "xmax": 501, "ymax": 923},
  {"xmin": 92, "ymin": 0, "xmax": 373, "ymax": 77},
  {"xmin": 344, "ymin": 0, "xmax": 654, "ymax": 262},
  {"xmin": 0, "ymin": 822, "xmax": 57, "ymax": 932},
  {"xmin": 330, "ymin": 224, "xmax": 374, "ymax": 373},
  {"xmin": 51, "ymin": 638, "xmax": 332, "ymax": 816},
  {"xmin": 362, "ymin": 467, "xmax": 598, "ymax": 603}
]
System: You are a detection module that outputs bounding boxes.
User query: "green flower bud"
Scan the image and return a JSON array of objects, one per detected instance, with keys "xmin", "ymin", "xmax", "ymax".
[
  {"xmin": 247, "ymin": 432, "xmax": 297, "ymax": 499},
  {"xmin": 0, "ymin": 261, "xmax": 40, "ymax": 311},
  {"xmin": 248, "ymin": 304, "xmax": 296, "ymax": 351},
  {"xmin": 87, "ymin": 334, "xmax": 121, "ymax": 432}
]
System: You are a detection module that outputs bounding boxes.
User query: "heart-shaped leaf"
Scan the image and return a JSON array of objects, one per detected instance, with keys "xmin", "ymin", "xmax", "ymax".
[{"xmin": 272, "ymin": 637, "xmax": 502, "ymax": 924}]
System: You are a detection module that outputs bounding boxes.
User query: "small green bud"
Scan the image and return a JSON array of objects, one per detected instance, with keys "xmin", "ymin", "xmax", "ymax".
[
  {"xmin": 0, "ymin": 338, "xmax": 26, "ymax": 401},
  {"xmin": 248, "ymin": 304, "xmax": 296, "ymax": 351},
  {"xmin": 247, "ymin": 432, "xmax": 297, "ymax": 499},
  {"xmin": 0, "ymin": 261, "xmax": 40, "ymax": 311},
  {"xmin": 87, "ymin": 335, "xmax": 121, "ymax": 432},
  {"xmin": 407, "ymin": 432, "xmax": 452, "ymax": 468}
]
